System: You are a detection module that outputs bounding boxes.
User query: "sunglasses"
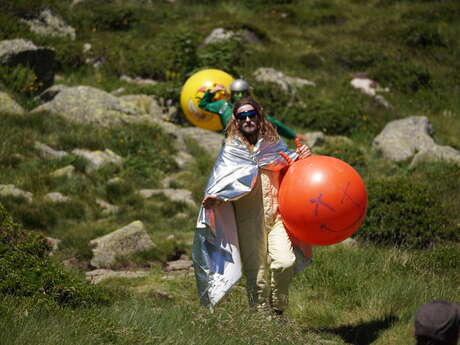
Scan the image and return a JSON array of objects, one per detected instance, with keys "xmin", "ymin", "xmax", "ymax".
[{"xmin": 236, "ymin": 110, "xmax": 258, "ymax": 120}]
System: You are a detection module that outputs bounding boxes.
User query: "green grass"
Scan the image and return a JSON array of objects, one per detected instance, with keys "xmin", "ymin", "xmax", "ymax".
[{"xmin": 1, "ymin": 243, "xmax": 458, "ymax": 345}]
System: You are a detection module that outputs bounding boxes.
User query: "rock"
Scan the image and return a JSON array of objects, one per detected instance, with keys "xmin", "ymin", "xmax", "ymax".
[
  {"xmin": 21, "ymin": 10, "xmax": 76, "ymax": 40},
  {"xmin": 372, "ymin": 116, "xmax": 436, "ymax": 162},
  {"xmin": 34, "ymin": 141, "xmax": 68, "ymax": 159},
  {"xmin": 164, "ymin": 258, "xmax": 193, "ymax": 272},
  {"xmin": 107, "ymin": 177, "xmax": 123, "ymax": 185},
  {"xmin": 138, "ymin": 188, "xmax": 196, "ymax": 208},
  {"xmin": 39, "ymin": 84, "xmax": 68, "ymax": 102},
  {"xmin": 86, "ymin": 269, "xmax": 149, "ymax": 284},
  {"xmin": 51, "ymin": 165, "xmax": 75, "ymax": 178},
  {"xmin": 46, "ymin": 237, "xmax": 61, "ymax": 255},
  {"xmin": 72, "ymin": 148, "xmax": 123, "ymax": 173},
  {"xmin": 410, "ymin": 145, "xmax": 460, "ymax": 168},
  {"xmin": 176, "ymin": 127, "xmax": 224, "ymax": 158},
  {"xmin": 0, "ymin": 184, "xmax": 33, "ymax": 202},
  {"xmin": 120, "ymin": 75, "xmax": 157, "ymax": 86},
  {"xmin": 174, "ymin": 151, "xmax": 193, "ymax": 169},
  {"xmin": 96, "ymin": 198, "xmax": 120, "ymax": 216},
  {"xmin": 201, "ymin": 27, "xmax": 261, "ymax": 47},
  {"xmin": 0, "ymin": 92, "xmax": 25, "ymax": 115},
  {"xmin": 89, "ymin": 220, "xmax": 155, "ymax": 268},
  {"xmin": 0, "ymin": 39, "xmax": 55, "ymax": 92},
  {"xmin": 253, "ymin": 67, "xmax": 315, "ymax": 93},
  {"xmin": 31, "ymin": 86, "xmax": 140, "ymax": 126},
  {"xmin": 118, "ymin": 94, "xmax": 163, "ymax": 118},
  {"xmin": 44, "ymin": 192, "xmax": 71, "ymax": 203},
  {"xmin": 302, "ymin": 131, "xmax": 325, "ymax": 148},
  {"xmin": 350, "ymin": 75, "xmax": 390, "ymax": 108}
]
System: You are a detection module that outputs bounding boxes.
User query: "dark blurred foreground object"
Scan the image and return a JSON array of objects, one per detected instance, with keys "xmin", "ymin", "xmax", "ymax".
[{"xmin": 415, "ymin": 300, "xmax": 460, "ymax": 345}]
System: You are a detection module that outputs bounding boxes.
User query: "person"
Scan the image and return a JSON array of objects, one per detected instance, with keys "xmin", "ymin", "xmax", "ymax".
[
  {"xmin": 414, "ymin": 300, "xmax": 460, "ymax": 345},
  {"xmin": 192, "ymin": 96, "xmax": 312, "ymax": 315},
  {"xmin": 198, "ymin": 78, "xmax": 308, "ymax": 142}
]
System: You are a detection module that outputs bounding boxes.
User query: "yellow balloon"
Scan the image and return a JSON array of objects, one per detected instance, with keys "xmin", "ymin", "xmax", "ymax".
[{"xmin": 180, "ymin": 69, "xmax": 234, "ymax": 131}]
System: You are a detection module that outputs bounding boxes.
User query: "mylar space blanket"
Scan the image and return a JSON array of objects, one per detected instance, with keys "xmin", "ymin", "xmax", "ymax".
[{"xmin": 192, "ymin": 136, "xmax": 306, "ymax": 307}]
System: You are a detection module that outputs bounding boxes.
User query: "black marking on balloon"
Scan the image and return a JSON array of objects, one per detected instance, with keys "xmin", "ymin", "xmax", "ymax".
[
  {"xmin": 340, "ymin": 181, "xmax": 362, "ymax": 209},
  {"xmin": 319, "ymin": 208, "xmax": 366, "ymax": 233},
  {"xmin": 310, "ymin": 193, "xmax": 336, "ymax": 216}
]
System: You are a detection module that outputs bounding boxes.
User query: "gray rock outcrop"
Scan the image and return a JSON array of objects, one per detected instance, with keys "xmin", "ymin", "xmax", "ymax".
[
  {"xmin": 32, "ymin": 86, "xmax": 139, "ymax": 126},
  {"xmin": 44, "ymin": 192, "xmax": 71, "ymax": 203},
  {"xmin": 86, "ymin": 269, "xmax": 149, "ymax": 284},
  {"xmin": 201, "ymin": 27, "xmax": 260, "ymax": 47},
  {"xmin": 253, "ymin": 67, "xmax": 316, "ymax": 93},
  {"xmin": 72, "ymin": 148, "xmax": 123, "ymax": 173},
  {"xmin": 34, "ymin": 141, "xmax": 68, "ymax": 159},
  {"xmin": 51, "ymin": 165, "xmax": 75, "ymax": 178},
  {"xmin": 0, "ymin": 184, "xmax": 33, "ymax": 202},
  {"xmin": 138, "ymin": 188, "xmax": 196, "ymax": 208},
  {"xmin": 373, "ymin": 116, "xmax": 435, "ymax": 162},
  {"xmin": 373, "ymin": 116, "xmax": 460, "ymax": 166},
  {"xmin": 0, "ymin": 39, "xmax": 55, "ymax": 91},
  {"xmin": 89, "ymin": 220, "xmax": 155, "ymax": 268},
  {"xmin": 21, "ymin": 10, "xmax": 76, "ymax": 40}
]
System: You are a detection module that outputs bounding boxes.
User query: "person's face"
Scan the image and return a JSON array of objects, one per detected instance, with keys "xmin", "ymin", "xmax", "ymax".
[
  {"xmin": 235, "ymin": 104, "xmax": 260, "ymax": 136},
  {"xmin": 231, "ymin": 90, "xmax": 247, "ymax": 102}
]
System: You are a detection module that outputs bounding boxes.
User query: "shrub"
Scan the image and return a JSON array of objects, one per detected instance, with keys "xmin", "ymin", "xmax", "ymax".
[
  {"xmin": 198, "ymin": 38, "xmax": 245, "ymax": 76},
  {"xmin": 0, "ymin": 65, "xmax": 40, "ymax": 96},
  {"xmin": 75, "ymin": 5, "xmax": 137, "ymax": 32},
  {"xmin": 315, "ymin": 140, "xmax": 367, "ymax": 174},
  {"xmin": 0, "ymin": 203, "xmax": 111, "ymax": 307},
  {"xmin": 356, "ymin": 176, "xmax": 453, "ymax": 248}
]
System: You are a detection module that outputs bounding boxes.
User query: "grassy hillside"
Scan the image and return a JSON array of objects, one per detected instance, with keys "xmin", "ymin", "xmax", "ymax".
[{"xmin": 0, "ymin": 0, "xmax": 459, "ymax": 344}]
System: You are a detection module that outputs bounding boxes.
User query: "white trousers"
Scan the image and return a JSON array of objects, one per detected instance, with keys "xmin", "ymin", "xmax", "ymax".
[{"xmin": 233, "ymin": 175, "xmax": 296, "ymax": 312}]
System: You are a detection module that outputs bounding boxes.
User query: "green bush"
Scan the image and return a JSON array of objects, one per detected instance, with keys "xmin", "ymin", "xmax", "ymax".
[
  {"xmin": 356, "ymin": 176, "xmax": 454, "ymax": 248},
  {"xmin": 315, "ymin": 140, "xmax": 367, "ymax": 173},
  {"xmin": 0, "ymin": 65, "xmax": 40, "ymax": 96},
  {"xmin": 0, "ymin": 203, "xmax": 111, "ymax": 307},
  {"xmin": 0, "ymin": 0, "xmax": 63, "ymax": 19},
  {"xmin": 75, "ymin": 5, "xmax": 137, "ymax": 32},
  {"xmin": 0, "ymin": 13, "xmax": 31, "ymax": 40},
  {"xmin": 198, "ymin": 38, "xmax": 245, "ymax": 76}
]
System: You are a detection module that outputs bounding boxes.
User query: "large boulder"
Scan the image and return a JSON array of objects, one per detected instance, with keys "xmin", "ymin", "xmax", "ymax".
[
  {"xmin": 176, "ymin": 127, "xmax": 223, "ymax": 158},
  {"xmin": 373, "ymin": 116, "xmax": 460, "ymax": 166},
  {"xmin": 373, "ymin": 116, "xmax": 435, "ymax": 162},
  {"xmin": 0, "ymin": 39, "xmax": 55, "ymax": 92},
  {"xmin": 32, "ymin": 85, "xmax": 140, "ymax": 126},
  {"xmin": 89, "ymin": 220, "xmax": 155, "ymax": 268}
]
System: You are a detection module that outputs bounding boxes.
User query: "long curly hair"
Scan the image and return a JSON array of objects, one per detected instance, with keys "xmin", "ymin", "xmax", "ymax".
[{"xmin": 226, "ymin": 97, "xmax": 279, "ymax": 147}]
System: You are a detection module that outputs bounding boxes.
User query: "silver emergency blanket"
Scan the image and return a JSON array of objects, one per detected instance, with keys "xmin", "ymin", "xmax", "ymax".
[{"xmin": 192, "ymin": 136, "xmax": 300, "ymax": 307}]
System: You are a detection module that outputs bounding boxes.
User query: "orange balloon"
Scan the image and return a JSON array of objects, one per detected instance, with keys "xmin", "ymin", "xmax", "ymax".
[{"xmin": 279, "ymin": 155, "xmax": 368, "ymax": 246}]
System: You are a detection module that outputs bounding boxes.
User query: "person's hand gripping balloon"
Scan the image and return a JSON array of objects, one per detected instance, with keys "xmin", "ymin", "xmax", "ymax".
[
  {"xmin": 278, "ymin": 138, "xmax": 311, "ymax": 166},
  {"xmin": 295, "ymin": 137, "xmax": 311, "ymax": 160}
]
